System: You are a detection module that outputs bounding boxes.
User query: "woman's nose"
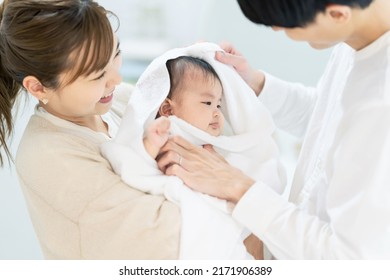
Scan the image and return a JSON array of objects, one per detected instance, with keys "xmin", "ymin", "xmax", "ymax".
[{"xmin": 107, "ymin": 66, "xmax": 122, "ymax": 88}]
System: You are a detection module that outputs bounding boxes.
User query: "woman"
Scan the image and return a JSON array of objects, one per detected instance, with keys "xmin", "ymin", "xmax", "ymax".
[{"xmin": 0, "ymin": 0, "xmax": 180, "ymax": 259}]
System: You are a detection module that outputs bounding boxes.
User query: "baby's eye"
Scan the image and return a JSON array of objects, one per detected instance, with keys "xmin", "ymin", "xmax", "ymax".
[
  {"xmin": 217, "ymin": 104, "xmax": 222, "ymax": 109},
  {"xmin": 202, "ymin": 101, "xmax": 212, "ymax": 106}
]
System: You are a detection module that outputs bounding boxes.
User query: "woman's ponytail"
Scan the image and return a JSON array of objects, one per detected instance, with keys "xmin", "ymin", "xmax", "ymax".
[{"xmin": 0, "ymin": 0, "xmax": 23, "ymax": 166}]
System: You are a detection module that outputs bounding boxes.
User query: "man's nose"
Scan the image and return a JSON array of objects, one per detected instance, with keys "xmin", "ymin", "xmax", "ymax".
[{"xmin": 272, "ymin": 26, "xmax": 283, "ymax": 31}]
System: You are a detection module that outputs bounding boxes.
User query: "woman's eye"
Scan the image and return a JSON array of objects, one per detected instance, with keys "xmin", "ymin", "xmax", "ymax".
[
  {"xmin": 115, "ymin": 49, "xmax": 121, "ymax": 58},
  {"xmin": 95, "ymin": 72, "xmax": 106, "ymax": 80}
]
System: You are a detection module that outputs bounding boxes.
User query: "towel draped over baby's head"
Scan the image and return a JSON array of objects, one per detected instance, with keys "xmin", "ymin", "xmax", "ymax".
[{"xmin": 115, "ymin": 42, "xmax": 275, "ymax": 149}]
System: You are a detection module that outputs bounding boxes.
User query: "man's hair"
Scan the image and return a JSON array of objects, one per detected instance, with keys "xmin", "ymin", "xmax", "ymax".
[{"xmin": 237, "ymin": 0, "xmax": 373, "ymax": 28}]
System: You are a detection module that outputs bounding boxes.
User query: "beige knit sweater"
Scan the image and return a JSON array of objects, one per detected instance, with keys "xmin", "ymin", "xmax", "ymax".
[{"xmin": 15, "ymin": 83, "xmax": 181, "ymax": 259}]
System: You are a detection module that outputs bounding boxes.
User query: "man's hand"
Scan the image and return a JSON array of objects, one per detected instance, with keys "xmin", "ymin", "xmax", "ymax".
[{"xmin": 216, "ymin": 42, "xmax": 265, "ymax": 96}]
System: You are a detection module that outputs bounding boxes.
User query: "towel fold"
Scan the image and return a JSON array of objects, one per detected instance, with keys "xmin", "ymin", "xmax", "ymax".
[{"xmin": 101, "ymin": 42, "xmax": 286, "ymax": 259}]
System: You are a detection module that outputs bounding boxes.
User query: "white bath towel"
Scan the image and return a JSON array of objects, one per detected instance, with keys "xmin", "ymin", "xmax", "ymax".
[{"xmin": 101, "ymin": 42, "xmax": 286, "ymax": 259}]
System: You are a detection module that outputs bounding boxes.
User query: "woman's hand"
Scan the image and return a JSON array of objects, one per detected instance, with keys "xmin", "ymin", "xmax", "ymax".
[
  {"xmin": 244, "ymin": 234, "xmax": 264, "ymax": 260},
  {"xmin": 216, "ymin": 42, "xmax": 265, "ymax": 96},
  {"xmin": 157, "ymin": 136, "xmax": 255, "ymax": 203}
]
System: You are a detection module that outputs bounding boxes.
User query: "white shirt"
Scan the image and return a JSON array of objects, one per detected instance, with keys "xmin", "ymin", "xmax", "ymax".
[{"xmin": 233, "ymin": 31, "xmax": 390, "ymax": 259}]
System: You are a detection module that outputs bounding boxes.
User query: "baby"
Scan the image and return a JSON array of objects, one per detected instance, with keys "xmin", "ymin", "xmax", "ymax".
[
  {"xmin": 143, "ymin": 56, "xmax": 224, "ymax": 159},
  {"xmin": 101, "ymin": 42, "xmax": 286, "ymax": 260}
]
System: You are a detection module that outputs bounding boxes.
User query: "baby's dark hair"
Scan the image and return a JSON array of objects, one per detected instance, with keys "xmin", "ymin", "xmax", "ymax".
[
  {"xmin": 155, "ymin": 56, "xmax": 221, "ymax": 119},
  {"xmin": 165, "ymin": 56, "xmax": 221, "ymax": 100},
  {"xmin": 237, "ymin": 0, "xmax": 373, "ymax": 28}
]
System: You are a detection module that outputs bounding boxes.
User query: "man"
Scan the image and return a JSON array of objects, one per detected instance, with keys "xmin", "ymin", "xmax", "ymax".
[{"xmin": 158, "ymin": 0, "xmax": 390, "ymax": 259}]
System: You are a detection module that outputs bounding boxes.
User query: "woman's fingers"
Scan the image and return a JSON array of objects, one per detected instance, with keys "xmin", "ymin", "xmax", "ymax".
[{"xmin": 244, "ymin": 234, "xmax": 264, "ymax": 260}]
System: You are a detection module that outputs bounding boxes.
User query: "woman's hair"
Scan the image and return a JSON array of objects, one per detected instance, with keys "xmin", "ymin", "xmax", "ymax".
[
  {"xmin": 237, "ymin": 0, "xmax": 373, "ymax": 28},
  {"xmin": 0, "ymin": 0, "xmax": 117, "ymax": 166},
  {"xmin": 166, "ymin": 56, "xmax": 222, "ymax": 100}
]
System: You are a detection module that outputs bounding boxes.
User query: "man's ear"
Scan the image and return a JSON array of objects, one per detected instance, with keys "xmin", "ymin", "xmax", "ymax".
[
  {"xmin": 23, "ymin": 76, "xmax": 49, "ymax": 103},
  {"xmin": 159, "ymin": 98, "xmax": 173, "ymax": 117},
  {"xmin": 326, "ymin": 5, "xmax": 352, "ymax": 23}
]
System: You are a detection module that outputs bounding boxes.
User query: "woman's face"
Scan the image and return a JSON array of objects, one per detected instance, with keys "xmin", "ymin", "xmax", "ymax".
[{"xmin": 43, "ymin": 36, "xmax": 122, "ymax": 125}]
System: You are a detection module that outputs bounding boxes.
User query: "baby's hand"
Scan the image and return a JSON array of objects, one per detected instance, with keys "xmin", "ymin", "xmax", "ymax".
[{"xmin": 144, "ymin": 116, "xmax": 171, "ymax": 159}]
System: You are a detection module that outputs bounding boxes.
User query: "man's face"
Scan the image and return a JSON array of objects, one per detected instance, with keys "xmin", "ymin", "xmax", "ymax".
[{"xmin": 272, "ymin": 6, "xmax": 354, "ymax": 50}]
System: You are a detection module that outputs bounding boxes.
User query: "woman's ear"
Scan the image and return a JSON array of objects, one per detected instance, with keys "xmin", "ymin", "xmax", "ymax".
[
  {"xmin": 159, "ymin": 98, "xmax": 173, "ymax": 117},
  {"xmin": 23, "ymin": 76, "xmax": 49, "ymax": 104}
]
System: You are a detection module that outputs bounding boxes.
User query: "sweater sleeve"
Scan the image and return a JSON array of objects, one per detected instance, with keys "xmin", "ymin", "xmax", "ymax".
[
  {"xmin": 78, "ymin": 148, "xmax": 181, "ymax": 259},
  {"xmin": 259, "ymin": 73, "xmax": 318, "ymax": 138},
  {"xmin": 16, "ymin": 117, "xmax": 181, "ymax": 259}
]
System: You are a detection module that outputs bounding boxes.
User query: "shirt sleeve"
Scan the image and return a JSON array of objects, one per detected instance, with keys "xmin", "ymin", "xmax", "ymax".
[
  {"xmin": 259, "ymin": 73, "xmax": 318, "ymax": 138},
  {"xmin": 233, "ymin": 105, "xmax": 390, "ymax": 259}
]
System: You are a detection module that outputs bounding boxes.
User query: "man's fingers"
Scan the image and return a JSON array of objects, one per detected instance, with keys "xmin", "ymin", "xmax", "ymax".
[
  {"xmin": 202, "ymin": 144, "xmax": 215, "ymax": 152},
  {"xmin": 218, "ymin": 41, "xmax": 242, "ymax": 55},
  {"xmin": 156, "ymin": 150, "xmax": 179, "ymax": 172},
  {"xmin": 165, "ymin": 164, "xmax": 192, "ymax": 188},
  {"xmin": 215, "ymin": 51, "xmax": 247, "ymax": 71},
  {"xmin": 170, "ymin": 135, "xmax": 199, "ymax": 151},
  {"xmin": 203, "ymin": 144, "xmax": 227, "ymax": 163},
  {"xmin": 159, "ymin": 138, "xmax": 180, "ymax": 154}
]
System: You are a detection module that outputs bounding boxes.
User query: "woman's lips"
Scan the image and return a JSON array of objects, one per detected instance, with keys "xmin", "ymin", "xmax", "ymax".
[{"xmin": 99, "ymin": 92, "xmax": 114, "ymax": 103}]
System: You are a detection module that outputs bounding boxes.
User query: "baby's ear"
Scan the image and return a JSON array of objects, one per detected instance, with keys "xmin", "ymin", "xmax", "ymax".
[{"xmin": 159, "ymin": 99, "xmax": 173, "ymax": 117}]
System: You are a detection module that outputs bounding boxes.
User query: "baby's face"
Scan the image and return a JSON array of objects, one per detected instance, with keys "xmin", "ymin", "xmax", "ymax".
[{"xmin": 170, "ymin": 70, "xmax": 224, "ymax": 136}]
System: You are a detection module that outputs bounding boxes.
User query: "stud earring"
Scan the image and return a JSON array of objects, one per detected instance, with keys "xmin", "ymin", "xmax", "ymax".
[{"xmin": 41, "ymin": 98, "xmax": 48, "ymax": 105}]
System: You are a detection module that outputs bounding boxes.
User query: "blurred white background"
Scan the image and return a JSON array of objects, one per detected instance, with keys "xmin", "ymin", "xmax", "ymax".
[{"xmin": 0, "ymin": 0, "xmax": 331, "ymax": 259}]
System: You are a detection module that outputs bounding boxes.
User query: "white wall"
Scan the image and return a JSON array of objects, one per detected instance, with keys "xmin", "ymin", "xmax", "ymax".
[
  {"xmin": 100, "ymin": 0, "xmax": 331, "ymax": 85},
  {"xmin": 0, "ymin": 0, "xmax": 331, "ymax": 259}
]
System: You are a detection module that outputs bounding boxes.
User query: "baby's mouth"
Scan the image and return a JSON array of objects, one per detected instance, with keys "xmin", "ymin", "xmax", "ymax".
[{"xmin": 209, "ymin": 122, "xmax": 220, "ymax": 129}]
